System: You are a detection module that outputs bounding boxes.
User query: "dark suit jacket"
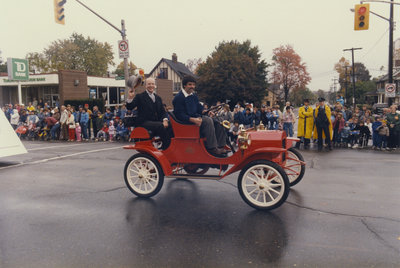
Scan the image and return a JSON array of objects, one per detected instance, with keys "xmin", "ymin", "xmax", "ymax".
[{"xmin": 126, "ymin": 91, "xmax": 167, "ymax": 126}]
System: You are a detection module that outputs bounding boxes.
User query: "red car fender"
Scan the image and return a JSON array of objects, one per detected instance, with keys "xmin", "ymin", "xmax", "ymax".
[
  {"xmin": 221, "ymin": 149, "xmax": 286, "ymax": 179},
  {"xmin": 125, "ymin": 145, "xmax": 173, "ymax": 176},
  {"xmin": 286, "ymin": 137, "xmax": 300, "ymax": 148}
]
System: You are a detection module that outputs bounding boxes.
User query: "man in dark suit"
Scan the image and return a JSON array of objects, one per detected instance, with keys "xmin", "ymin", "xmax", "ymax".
[
  {"xmin": 172, "ymin": 75, "xmax": 227, "ymax": 156},
  {"xmin": 126, "ymin": 77, "xmax": 171, "ymax": 150}
]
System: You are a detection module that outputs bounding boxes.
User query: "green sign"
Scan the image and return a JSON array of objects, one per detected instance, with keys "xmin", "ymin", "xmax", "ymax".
[{"xmin": 7, "ymin": 58, "xmax": 29, "ymax": 81}]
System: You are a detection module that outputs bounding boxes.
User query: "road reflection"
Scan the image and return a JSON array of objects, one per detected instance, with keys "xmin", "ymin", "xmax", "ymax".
[{"xmin": 125, "ymin": 178, "xmax": 288, "ymax": 266}]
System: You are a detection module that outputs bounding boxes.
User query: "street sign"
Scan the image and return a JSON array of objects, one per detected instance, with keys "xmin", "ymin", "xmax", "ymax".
[
  {"xmin": 7, "ymin": 58, "xmax": 29, "ymax": 81},
  {"xmin": 118, "ymin": 40, "xmax": 129, "ymax": 59},
  {"xmin": 385, "ymin": 83, "xmax": 396, "ymax": 98}
]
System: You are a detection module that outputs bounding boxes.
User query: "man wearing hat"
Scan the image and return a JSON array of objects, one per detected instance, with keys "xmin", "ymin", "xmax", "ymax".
[
  {"xmin": 126, "ymin": 76, "xmax": 171, "ymax": 150},
  {"xmin": 313, "ymin": 97, "xmax": 333, "ymax": 151},
  {"xmin": 295, "ymin": 99, "xmax": 314, "ymax": 149}
]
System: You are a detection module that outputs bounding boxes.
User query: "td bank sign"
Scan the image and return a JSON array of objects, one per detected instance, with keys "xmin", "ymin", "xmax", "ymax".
[{"xmin": 7, "ymin": 58, "xmax": 29, "ymax": 81}]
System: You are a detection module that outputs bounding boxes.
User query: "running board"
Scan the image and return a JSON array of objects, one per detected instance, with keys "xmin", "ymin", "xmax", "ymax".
[{"xmin": 166, "ymin": 174, "xmax": 222, "ymax": 180}]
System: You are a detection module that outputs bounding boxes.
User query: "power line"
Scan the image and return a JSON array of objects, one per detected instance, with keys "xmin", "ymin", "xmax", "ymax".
[{"xmin": 360, "ymin": 27, "xmax": 390, "ymax": 59}]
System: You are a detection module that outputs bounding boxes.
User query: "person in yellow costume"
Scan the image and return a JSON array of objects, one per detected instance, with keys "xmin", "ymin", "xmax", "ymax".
[
  {"xmin": 295, "ymin": 99, "xmax": 314, "ymax": 149},
  {"xmin": 313, "ymin": 97, "xmax": 333, "ymax": 151}
]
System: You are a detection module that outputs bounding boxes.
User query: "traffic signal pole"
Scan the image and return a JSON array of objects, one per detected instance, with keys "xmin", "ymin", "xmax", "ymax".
[
  {"xmin": 388, "ymin": 0, "xmax": 394, "ymax": 105},
  {"xmin": 74, "ymin": 0, "xmax": 130, "ymax": 91},
  {"xmin": 360, "ymin": 0, "xmax": 396, "ymax": 105}
]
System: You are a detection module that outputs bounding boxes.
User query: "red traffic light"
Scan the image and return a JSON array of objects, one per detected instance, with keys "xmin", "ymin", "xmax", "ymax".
[{"xmin": 358, "ymin": 6, "xmax": 367, "ymax": 15}]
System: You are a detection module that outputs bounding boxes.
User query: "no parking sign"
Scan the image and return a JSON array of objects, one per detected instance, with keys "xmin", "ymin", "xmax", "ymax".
[
  {"xmin": 118, "ymin": 40, "xmax": 129, "ymax": 59},
  {"xmin": 385, "ymin": 83, "xmax": 396, "ymax": 98}
]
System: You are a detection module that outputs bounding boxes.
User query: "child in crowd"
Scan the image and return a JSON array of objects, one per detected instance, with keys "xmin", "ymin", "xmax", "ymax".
[
  {"xmin": 348, "ymin": 118, "xmax": 360, "ymax": 147},
  {"xmin": 371, "ymin": 117, "xmax": 382, "ymax": 149},
  {"xmin": 67, "ymin": 111, "xmax": 75, "ymax": 141},
  {"xmin": 341, "ymin": 122, "xmax": 351, "ymax": 148},
  {"xmin": 115, "ymin": 121, "xmax": 129, "ymax": 141},
  {"xmin": 108, "ymin": 121, "xmax": 115, "ymax": 142},
  {"xmin": 358, "ymin": 121, "xmax": 371, "ymax": 148},
  {"xmin": 229, "ymin": 120, "xmax": 240, "ymax": 144},
  {"xmin": 377, "ymin": 121, "xmax": 390, "ymax": 150},
  {"xmin": 332, "ymin": 113, "xmax": 345, "ymax": 147},
  {"xmin": 96, "ymin": 123, "xmax": 109, "ymax": 141},
  {"xmin": 75, "ymin": 123, "xmax": 82, "ymax": 142}
]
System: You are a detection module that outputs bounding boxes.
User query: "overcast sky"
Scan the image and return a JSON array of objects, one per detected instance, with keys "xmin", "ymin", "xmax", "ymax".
[{"xmin": 0, "ymin": 0, "xmax": 397, "ymax": 92}]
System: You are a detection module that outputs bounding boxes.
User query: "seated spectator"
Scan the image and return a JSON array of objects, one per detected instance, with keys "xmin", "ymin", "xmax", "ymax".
[
  {"xmin": 341, "ymin": 122, "xmax": 351, "ymax": 148},
  {"xmin": 349, "ymin": 118, "xmax": 360, "ymax": 148},
  {"xmin": 96, "ymin": 123, "xmax": 109, "ymax": 141},
  {"xmin": 228, "ymin": 120, "xmax": 240, "ymax": 144},
  {"xmin": 45, "ymin": 116, "xmax": 60, "ymax": 140},
  {"xmin": 115, "ymin": 121, "xmax": 129, "ymax": 141},
  {"xmin": 358, "ymin": 121, "xmax": 371, "ymax": 148}
]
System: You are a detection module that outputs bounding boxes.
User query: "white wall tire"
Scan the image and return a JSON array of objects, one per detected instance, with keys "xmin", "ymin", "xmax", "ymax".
[
  {"xmin": 238, "ymin": 160, "xmax": 289, "ymax": 210},
  {"xmin": 124, "ymin": 153, "xmax": 164, "ymax": 197}
]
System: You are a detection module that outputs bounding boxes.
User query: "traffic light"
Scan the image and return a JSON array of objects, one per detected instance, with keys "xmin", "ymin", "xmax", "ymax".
[
  {"xmin": 354, "ymin": 4, "xmax": 370, "ymax": 31},
  {"xmin": 54, "ymin": 0, "xmax": 66, "ymax": 25}
]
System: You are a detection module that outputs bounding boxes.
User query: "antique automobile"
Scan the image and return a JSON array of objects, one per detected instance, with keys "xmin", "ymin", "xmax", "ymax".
[{"xmin": 123, "ymin": 107, "xmax": 306, "ymax": 211}]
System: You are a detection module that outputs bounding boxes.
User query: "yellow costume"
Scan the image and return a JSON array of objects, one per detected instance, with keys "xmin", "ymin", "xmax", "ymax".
[{"xmin": 297, "ymin": 105, "xmax": 314, "ymax": 139}]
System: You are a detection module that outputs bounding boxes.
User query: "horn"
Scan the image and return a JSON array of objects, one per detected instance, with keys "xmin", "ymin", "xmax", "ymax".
[{"xmin": 221, "ymin": 120, "xmax": 231, "ymax": 129}]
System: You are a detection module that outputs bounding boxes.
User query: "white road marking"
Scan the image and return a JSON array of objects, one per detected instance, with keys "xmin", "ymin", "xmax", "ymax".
[
  {"xmin": 27, "ymin": 144, "xmax": 83, "ymax": 151},
  {"xmin": 0, "ymin": 146, "xmax": 123, "ymax": 171}
]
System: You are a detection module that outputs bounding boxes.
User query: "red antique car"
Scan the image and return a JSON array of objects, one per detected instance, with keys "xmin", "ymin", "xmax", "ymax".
[{"xmin": 123, "ymin": 112, "xmax": 305, "ymax": 211}]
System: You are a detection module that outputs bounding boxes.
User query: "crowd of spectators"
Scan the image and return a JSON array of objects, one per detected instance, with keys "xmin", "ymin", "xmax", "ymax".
[
  {"xmin": 2, "ymin": 101, "xmax": 135, "ymax": 142},
  {"xmin": 2, "ymin": 95, "xmax": 400, "ymax": 152}
]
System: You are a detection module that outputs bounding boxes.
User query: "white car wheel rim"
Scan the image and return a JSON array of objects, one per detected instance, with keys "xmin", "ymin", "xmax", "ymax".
[
  {"xmin": 242, "ymin": 164, "xmax": 285, "ymax": 207},
  {"xmin": 127, "ymin": 157, "xmax": 159, "ymax": 194}
]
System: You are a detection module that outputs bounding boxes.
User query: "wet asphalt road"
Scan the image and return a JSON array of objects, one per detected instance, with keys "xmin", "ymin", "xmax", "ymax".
[{"xmin": 0, "ymin": 141, "xmax": 399, "ymax": 267}]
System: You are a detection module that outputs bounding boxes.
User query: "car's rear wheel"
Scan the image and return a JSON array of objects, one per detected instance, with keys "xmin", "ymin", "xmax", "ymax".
[{"xmin": 124, "ymin": 153, "xmax": 164, "ymax": 197}]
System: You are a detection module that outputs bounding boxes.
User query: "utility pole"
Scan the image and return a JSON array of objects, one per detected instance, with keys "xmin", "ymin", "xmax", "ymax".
[
  {"xmin": 388, "ymin": 0, "xmax": 394, "ymax": 105},
  {"xmin": 74, "ymin": 0, "xmax": 130, "ymax": 92},
  {"xmin": 344, "ymin": 66, "xmax": 349, "ymax": 104},
  {"xmin": 332, "ymin": 78, "xmax": 338, "ymax": 94},
  {"xmin": 343, "ymin": 48, "xmax": 362, "ymax": 110}
]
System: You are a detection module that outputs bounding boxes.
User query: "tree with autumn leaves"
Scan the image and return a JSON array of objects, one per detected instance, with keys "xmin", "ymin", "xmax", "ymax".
[{"xmin": 271, "ymin": 45, "xmax": 311, "ymax": 103}]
